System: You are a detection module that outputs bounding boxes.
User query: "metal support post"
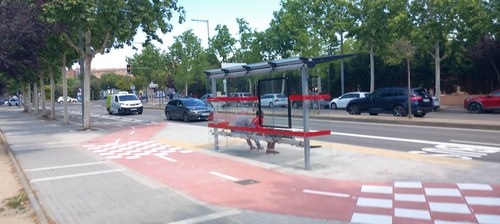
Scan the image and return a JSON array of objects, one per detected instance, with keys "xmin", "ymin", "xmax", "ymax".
[
  {"xmin": 301, "ymin": 66, "xmax": 311, "ymax": 170},
  {"xmin": 211, "ymin": 77, "xmax": 219, "ymax": 150}
]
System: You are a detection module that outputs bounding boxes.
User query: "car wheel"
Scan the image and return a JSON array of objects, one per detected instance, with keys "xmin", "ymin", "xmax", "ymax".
[
  {"xmin": 393, "ymin": 105, "xmax": 407, "ymax": 117},
  {"xmin": 330, "ymin": 103, "xmax": 337, "ymax": 110},
  {"xmin": 138, "ymin": 111, "xmax": 143, "ymax": 115},
  {"xmin": 347, "ymin": 104, "xmax": 361, "ymax": 115},
  {"xmin": 369, "ymin": 113, "xmax": 378, "ymax": 116},
  {"xmin": 165, "ymin": 111, "xmax": 172, "ymax": 120},
  {"xmin": 468, "ymin": 102, "xmax": 483, "ymax": 113},
  {"xmin": 269, "ymin": 102, "xmax": 274, "ymax": 108},
  {"xmin": 183, "ymin": 113, "xmax": 190, "ymax": 122},
  {"xmin": 118, "ymin": 108, "xmax": 123, "ymax": 115}
]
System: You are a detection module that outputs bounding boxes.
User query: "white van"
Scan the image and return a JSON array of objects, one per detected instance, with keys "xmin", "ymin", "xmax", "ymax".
[{"xmin": 106, "ymin": 92, "xmax": 143, "ymax": 115}]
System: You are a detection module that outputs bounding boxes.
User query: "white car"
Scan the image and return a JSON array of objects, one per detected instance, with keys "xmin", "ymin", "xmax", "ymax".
[
  {"xmin": 330, "ymin": 92, "xmax": 369, "ymax": 109},
  {"xmin": 57, "ymin": 96, "xmax": 78, "ymax": 103},
  {"xmin": 260, "ymin": 93, "xmax": 288, "ymax": 108}
]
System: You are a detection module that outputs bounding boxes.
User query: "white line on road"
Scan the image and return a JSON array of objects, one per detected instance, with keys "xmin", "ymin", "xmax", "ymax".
[
  {"xmin": 24, "ymin": 162, "xmax": 107, "ymax": 172},
  {"xmin": 115, "ymin": 138, "xmax": 121, "ymax": 143},
  {"xmin": 303, "ymin": 189, "xmax": 350, "ymax": 198},
  {"xmin": 209, "ymin": 171, "xmax": 239, "ymax": 181},
  {"xmin": 330, "ymin": 131, "xmax": 500, "ymax": 150},
  {"xmin": 166, "ymin": 209, "xmax": 241, "ymax": 224},
  {"xmin": 30, "ymin": 169, "xmax": 125, "ymax": 183},
  {"xmin": 450, "ymin": 140, "xmax": 500, "ymax": 147}
]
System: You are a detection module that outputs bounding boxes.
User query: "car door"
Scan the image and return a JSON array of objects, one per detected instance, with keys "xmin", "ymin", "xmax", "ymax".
[
  {"xmin": 337, "ymin": 93, "xmax": 356, "ymax": 108},
  {"xmin": 364, "ymin": 89, "xmax": 385, "ymax": 113},
  {"xmin": 482, "ymin": 90, "xmax": 500, "ymax": 109}
]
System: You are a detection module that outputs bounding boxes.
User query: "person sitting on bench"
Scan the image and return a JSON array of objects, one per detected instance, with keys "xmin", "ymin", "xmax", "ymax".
[
  {"xmin": 251, "ymin": 111, "xmax": 278, "ymax": 154},
  {"xmin": 234, "ymin": 113, "xmax": 263, "ymax": 150}
]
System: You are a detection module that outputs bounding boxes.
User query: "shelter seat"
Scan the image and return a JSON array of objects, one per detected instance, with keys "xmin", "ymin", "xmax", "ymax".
[{"xmin": 208, "ymin": 122, "xmax": 330, "ymax": 148}]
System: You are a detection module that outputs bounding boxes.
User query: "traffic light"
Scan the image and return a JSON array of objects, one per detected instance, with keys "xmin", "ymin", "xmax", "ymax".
[{"xmin": 127, "ymin": 64, "xmax": 131, "ymax": 74}]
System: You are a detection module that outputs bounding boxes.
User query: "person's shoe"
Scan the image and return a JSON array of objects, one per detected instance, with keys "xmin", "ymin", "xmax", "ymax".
[
  {"xmin": 266, "ymin": 149, "xmax": 279, "ymax": 154},
  {"xmin": 256, "ymin": 146, "xmax": 264, "ymax": 150},
  {"xmin": 249, "ymin": 146, "xmax": 256, "ymax": 150}
]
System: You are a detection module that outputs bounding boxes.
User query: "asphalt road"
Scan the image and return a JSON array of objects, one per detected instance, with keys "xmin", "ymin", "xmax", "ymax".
[{"xmin": 60, "ymin": 102, "xmax": 500, "ymax": 164}]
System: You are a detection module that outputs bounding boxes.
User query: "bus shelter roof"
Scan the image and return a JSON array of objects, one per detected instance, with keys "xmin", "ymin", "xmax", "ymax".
[{"xmin": 204, "ymin": 54, "xmax": 355, "ymax": 79}]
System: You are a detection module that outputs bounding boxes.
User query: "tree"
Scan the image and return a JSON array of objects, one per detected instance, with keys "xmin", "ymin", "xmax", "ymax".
[
  {"xmin": 410, "ymin": 0, "xmax": 456, "ymax": 100},
  {"xmin": 43, "ymin": 0, "xmax": 185, "ymax": 129},
  {"xmin": 169, "ymin": 30, "xmax": 207, "ymax": 96},
  {"xmin": 211, "ymin": 25, "xmax": 236, "ymax": 62},
  {"xmin": 385, "ymin": 39, "xmax": 416, "ymax": 117},
  {"xmin": 126, "ymin": 45, "xmax": 169, "ymax": 99},
  {"xmin": 351, "ymin": 0, "xmax": 404, "ymax": 92}
]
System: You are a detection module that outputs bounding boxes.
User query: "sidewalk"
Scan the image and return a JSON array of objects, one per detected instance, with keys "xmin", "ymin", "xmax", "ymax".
[{"xmin": 1, "ymin": 107, "xmax": 500, "ymax": 224}]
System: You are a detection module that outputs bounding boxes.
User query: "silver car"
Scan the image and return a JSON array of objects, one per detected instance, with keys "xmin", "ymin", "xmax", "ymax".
[
  {"xmin": 260, "ymin": 93, "xmax": 288, "ymax": 108},
  {"xmin": 330, "ymin": 92, "xmax": 369, "ymax": 109}
]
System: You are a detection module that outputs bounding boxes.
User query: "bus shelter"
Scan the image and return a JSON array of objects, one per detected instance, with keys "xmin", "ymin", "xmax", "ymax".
[{"xmin": 204, "ymin": 54, "xmax": 355, "ymax": 170}]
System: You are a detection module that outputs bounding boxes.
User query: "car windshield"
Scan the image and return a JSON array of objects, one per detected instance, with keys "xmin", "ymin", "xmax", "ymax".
[
  {"xmin": 276, "ymin": 94, "xmax": 287, "ymax": 98},
  {"xmin": 119, "ymin": 95, "xmax": 138, "ymax": 101},
  {"xmin": 183, "ymin": 99, "xmax": 206, "ymax": 106}
]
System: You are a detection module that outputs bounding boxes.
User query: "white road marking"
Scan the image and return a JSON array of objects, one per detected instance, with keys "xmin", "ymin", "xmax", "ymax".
[
  {"xmin": 331, "ymin": 131, "xmax": 500, "ymax": 160},
  {"xmin": 465, "ymin": 197, "xmax": 500, "ymax": 206},
  {"xmin": 394, "ymin": 193, "xmax": 426, "ymax": 202},
  {"xmin": 425, "ymin": 188, "xmax": 462, "ymax": 197},
  {"xmin": 159, "ymin": 156, "xmax": 177, "ymax": 162},
  {"xmin": 361, "ymin": 185, "xmax": 393, "ymax": 194},
  {"xmin": 394, "ymin": 208, "xmax": 431, "ymax": 220},
  {"xmin": 166, "ymin": 209, "xmax": 241, "ymax": 224},
  {"xmin": 357, "ymin": 197, "xmax": 393, "ymax": 208},
  {"xmin": 475, "ymin": 214, "xmax": 500, "ymax": 224},
  {"xmin": 457, "ymin": 183, "xmax": 493, "ymax": 191},
  {"xmin": 450, "ymin": 140, "xmax": 500, "ymax": 147},
  {"xmin": 115, "ymin": 138, "xmax": 121, "ymax": 143},
  {"xmin": 130, "ymin": 130, "xmax": 135, "ymax": 135},
  {"xmin": 394, "ymin": 181, "xmax": 422, "ymax": 188},
  {"xmin": 428, "ymin": 202, "xmax": 471, "ymax": 214},
  {"xmin": 351, "ymin": 213, "xmax": 392, "ymax": 224},
  {"xmin": 30, "ymin": 169, "xmax": 125, "ymax": 183},
  {"xmin": 209, "ymin": 171, "xmax": 239, "ymax": 181},
  {"xmin": 303, "ymin": 189, "xmax": 350, "ymax": 198},
  {"xmin": 24, "ymin": 162, "xmax": 107, "ymax": 172}
]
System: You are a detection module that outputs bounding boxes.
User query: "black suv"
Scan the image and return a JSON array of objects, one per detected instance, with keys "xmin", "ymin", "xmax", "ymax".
[{"xmin": 345, "ymin": 87, "xmax": 434, "ymax": 117}]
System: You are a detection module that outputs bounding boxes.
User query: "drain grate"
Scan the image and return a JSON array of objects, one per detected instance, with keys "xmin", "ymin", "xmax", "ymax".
[{"xmin": 235, "ymin": 179, "xmax": 259, "ymax": 185}]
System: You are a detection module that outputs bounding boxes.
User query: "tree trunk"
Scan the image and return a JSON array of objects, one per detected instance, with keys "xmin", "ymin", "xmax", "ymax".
[
  {"xmin": 41, "ymin": 73, "xmax": 46, "ymax": 116},
  {"xmin": 82, "ymin": 30, "xmax": 92, "ymax": 130},
  {"xmin": 34, "ymin": 83, "xmax": 39, "ymax": 115},
  {"xmin": 490, "ymin": 59, "xmax": 500, "ymax": 85},
  {"xmin": 370, "ymin": 45, "xmax": 375, "ymax": 92},
  {"xmin": 434, "ymin": 41, "xmax": 441, "ymax": 101},
  {"xmin": 83, "ymin": 52, "xmax": 92, "ymax": 129},
  {"xmin": 26, "ymin": 84, "xmax": 32, "ymax": 112},
  {"xmin": 50, "ymin": 67, "xmax": 55, "ymax": 120},
  {"xmin": 62, "ymin": 53, "xmax": 69, "ymax": 124}
]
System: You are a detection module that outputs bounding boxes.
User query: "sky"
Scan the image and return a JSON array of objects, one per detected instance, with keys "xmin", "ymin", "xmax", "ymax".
[{"xmin": 90, "ymin": 0, "xmax": 282, "ymax": 70}]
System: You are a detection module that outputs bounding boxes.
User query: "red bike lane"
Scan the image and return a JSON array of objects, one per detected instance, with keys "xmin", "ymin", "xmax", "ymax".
[{"xmin": 83, "ymin": 123, "xmax": 500, "ymax": 224}]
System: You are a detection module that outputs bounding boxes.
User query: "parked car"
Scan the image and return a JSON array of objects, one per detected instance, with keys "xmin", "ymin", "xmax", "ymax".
[
  {"xmin": 464, "ymin": 89, "xmax": 500, "ymax": 113},
  {"xmin": 164, "ymin": 98, "xmax": 213, "ymax": 122},
  {"xmin": 345, "ymin": 87, "xmax": 434, "ymax": 117},
  {"xmin": 7, "ymin": 97, "xmax": 20, "ymax": 106},
  {"xmin": 291, "ymin": 93, "xmax": 331, "ymax": 109},
  {"xmin": 330, "ymin": 92, "xmax": 369, "ymax": 109},
  {"xmin": 57, "ymin": 96, "xmax": 78, "ymax": 103},
  {"xmin": 227, "ymin": 92, "xmax": 255, "ymax": 107},
  {"xmin": 0, "ymin": 97, "xmax": 6, "ymax": 105},
  {"xmin": 259, "ymin": 93, "xmax": 288, "ymax": 108}
]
